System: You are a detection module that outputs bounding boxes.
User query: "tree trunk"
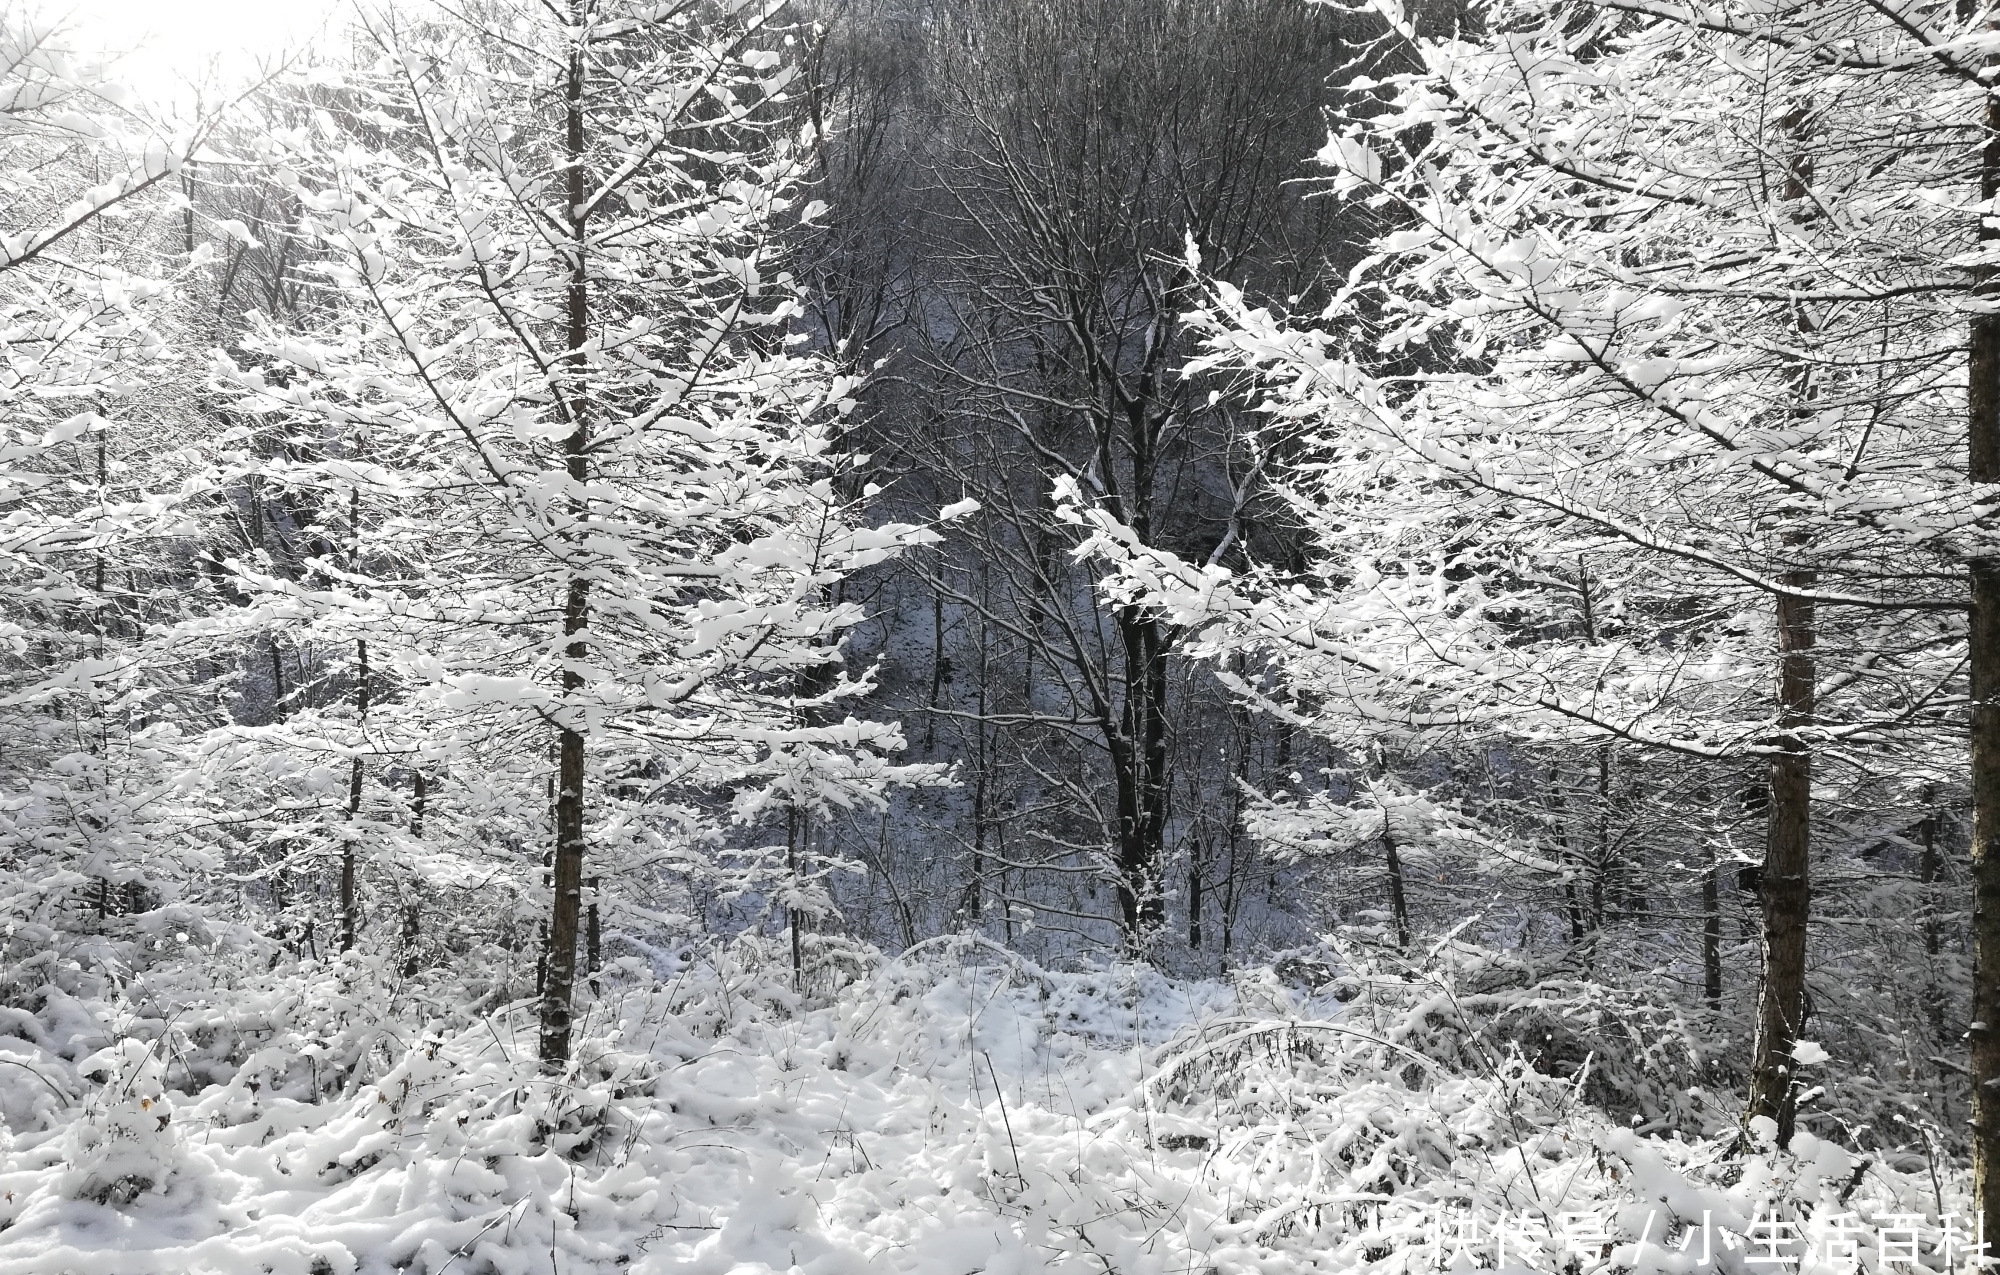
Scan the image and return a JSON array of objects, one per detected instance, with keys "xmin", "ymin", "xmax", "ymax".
[
  {"xmin": 1113, "ymin": 605, "xmax": 1168, "ymax": 950},
  {"xmin": 269, "ymin": 638, "xmax": 287, "ymax": 723},
  {"xmin": 539, "ymin": 25, "xmax": 591, "ymax": 1071},
  {"xmin": 1575, "ymin": 567, "xmax": 1610, "ymax": 950},
  {"xmin": 1383, "ymin": 822, "xmax": 1411, "ymax": 950},
  {"xmin": 1746, "ymin": 577, "xmax": 1815, "ymax": 1146},
  {"xmin": 544, "ymin": 715, "xmax": 586, "ymax": 1060},
  {"xmin": 1375, "ymin": 757, "xmax": 1411, "ymax": 949},
  {"xmin": 1920, "ymin": 797, "xmax": 1949, "ymax": 1050},
  {"xmin": 925, "ymin": 587, "xmax": 944, "ymax": 755},
  {"xmin": 586, "ymin": 874, "xmax": 601, "ymax": 992},
  {"xmin": 787, "ymin": 808, "xmax": 804, "ymax": 992},
  {"xmin": 1703, "ymin": 847, "xmax": 1722, "ymax": 1008},
  {"xmin": 1968, "ymin": 67, "xmax": 2000, "ymax": 1227},
  {"xmin": 402, "ymin": 770, "xmax": 424, "ymax": 979},
  {"xmin": 1188, "ymin": 850, "xmax": 1203, "ymax": 950},
  {"xmin": 968, "ymin": 604, "xmax": 989, "ymax": 922},
  {"xmin": 1221, "ymin": 677, "xmax": 1251, "ymax": 973},
  {"xmin": 341, "ymin": 633, "xmax": 368, "ymax": 953},
  {"xmin": 1550, "ymin": 766, "xmax": 1587, "ymax": 944}
]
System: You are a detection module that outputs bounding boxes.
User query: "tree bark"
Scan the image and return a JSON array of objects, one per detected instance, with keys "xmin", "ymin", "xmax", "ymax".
[
  {"xmin": 268, "ymin": 638, "xmax": 287, "ymax": 723},
  {"xmin": 586, "ymin": 874, "xmax": 601, "ymax": 992},
  {"xmin": 1376, "ymin": 757, "xmax": 1410, "ymax": 949},
  {"xmin": 1746, "ymin": 577, "xmax": 1814, "ymax": 1146},
  {"xmin": 1188, "ymin": 849, "xmax": 1203, "ymax": 949},
  {"xmin": 1743, "ymin": 116, "xmax": 1825, "ymax": 1147},
  {"xmin": 402, "ymin": 770, "xmax": 425, "ymax": 979},
  {"xmin": 1968, "ymin": 66, "xmax": 2000, "ymax": 1231},
  {"xmin": 787, "ymin": 808, "xmax": 804, "ymax": 992},
  {"xmin": 1703, "ymin": 846, "xmax": 1722, "ymax": 1008},
  {"xmin": 1383, "ymin": 820, "xmax": 1411, "ymax": 951},
  {"xmin": 1113, "ymin": 605, "xmax": 1168, "ymax": 949},
  {"xmin": 342, "ymin": 478, "xmax": 369, "ymax": 955},
  {"xmin": 968, "ymin": 603, "xmax": 989, "ymax": 922},
  {"xmin": 340, "ymin": 637, "xmax": 366, "ymax": 952},
  {"xmin": 539, "ymin": 23, "xmax": 591, "ymax": 1071}
]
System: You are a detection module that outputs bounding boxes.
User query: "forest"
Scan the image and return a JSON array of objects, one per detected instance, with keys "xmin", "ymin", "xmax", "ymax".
[{"xmin": 0, "ymin": 0, "xmax": 1989, "ymax": 1269}]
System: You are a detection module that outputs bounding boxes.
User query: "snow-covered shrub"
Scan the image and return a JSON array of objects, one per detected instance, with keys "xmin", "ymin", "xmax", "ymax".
[
  {"xmin": 0, "ymin": 926, "xmax": 1963, "ymax": 1275},
  {"xmin": 57, "ymin": 1035, "xmax": 186, "ymax": 1206}
]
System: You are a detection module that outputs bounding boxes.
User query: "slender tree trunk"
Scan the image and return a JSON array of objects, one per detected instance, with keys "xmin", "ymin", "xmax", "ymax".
[
  {"xmin": 1188, "ymin": 845, "xmax": 1203, "ymax": 950},
  {"xmin": 1920, "ymin": 797, "xmax": 1949, "ymax": 1049},
  {"xmin": 341, "ymin": 479, "xmax": 368, "ymax": 955},
  {"xmin": 787, "ymin": 808, "xmax": 804, "ymax": 992},
  {"xmin": 1220, "ymin": 667, "xmax": 1253, "ymax": 972},
  {"xmin": 1383, "ymin": 822, "xmax": 1411, "ymax": 951},
  {"xmin": 1113, "ymin": 606, "xmax": 1168, "ymax": 949},
  {"xmin": 269, "ymin": 639, "xmax": 287, "ymax": 723},
  {"xmin": 925, "ymin": 587, "xmax": 944, "ymax": 755},
  {"xmin": 968, "ymin": 604, "xmax": 988, "ymax": 922},
  {"xmin": 539, "ymin": 26, "xmax": 592, "ymax": 1071},
  {"xmin": 1967, "ymin": 64, "xmax": 2000, "ymax": 1225},
  {"xmin": 1743, "ymin": 102, "xmax": 1826, "ymax": 1150},
  {"xmin": 1703, "ymin": 847, "xmax": 1722, "ymax": 1009},
  {"xmin": 402, "ymin": 770, "xmax": 425, "ymax": 979},
  {"xmin": 1550, "ymin": 766, "xmax": 1587, "ymax": 944},
  {"xmin": 586, "ymin": 874, "xmax": 601, "ymax": 992},
  {"xmin": 1576, "ymin": 566, "xmax": 1610, "ymax": 948},
  {"xmin": 341, "ymin": 637, "xmax": 367, "ymax": 952},
  {"xmin": 1593, "ymin": 744, "xmax": 1615, "ymax": 925},
  {"xmin": 1746, "ymin": 575, "xmax": 1815, "ymax": 1146},
  {"xmin": 1376, "ymin": 758, "xmax": 1410, "ymax": 949}
]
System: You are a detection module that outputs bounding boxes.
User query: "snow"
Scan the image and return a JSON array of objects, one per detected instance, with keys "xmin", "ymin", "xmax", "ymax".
[{"xmin": 0, "ymin": 939, "xmax": 1954, "ymax": 1275}]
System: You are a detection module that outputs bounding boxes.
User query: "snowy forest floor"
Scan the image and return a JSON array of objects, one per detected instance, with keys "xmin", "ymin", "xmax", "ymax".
[{"xmin": 0, "ymin": 936, "xmax": 1966, "ymax": 1275}]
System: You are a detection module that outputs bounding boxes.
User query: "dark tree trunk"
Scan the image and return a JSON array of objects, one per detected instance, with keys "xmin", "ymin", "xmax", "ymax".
[
  {"xmin": 1113, "ymin": 606, "xmax": 1168, "ymax": 949},
  {"xmin": 1220, "ymin": 681, "xmax": 1252, "ymax": 972},
  {"xmin": 1188, "ymin": 854, "xmax": 1203, "ymax": 950},
  {"xmin": 586, "ymin": 874, "xmax": 601, "ymax": 992},
  {"xmin": 1550, "ymin": 767, "xmax": 1587, "ymax": 944},
  {"xmin": 341, "ymin": 633, "xmax": 367, "ymax": 953},
  {"xmin": 539, "ymin": 26, "xmax": 591, "ymax": 1071},
  {"xmin": 402, "ymin": 767, "xmax": 423, "ymax": 980},
  {"xmin": 268, "ymin": 638, "xmax": 287, "ymax": 723},
  {"xmin": 1383, "ymin": 823, "xmax": 1411, "ymax": 951},
  {"xmin": 787, "ymin": 808, "xmax": 804, "ymax": 992},
  {"xmin": 1920, "ymin": 798, "xmax": 1948, "ymax": 1049},
  {"xmin": 1746, "ymin": 578, "xmax": 1814, "ymax": 1146},
  {"xmin": 1969, "ymin": 70, "xmax": 2000, "ymax": 1225},
  {"xmin": 1574, "ymin": 568, "xmax": 1610, "ymax": 951},
  {"xmin": 925, "ymin": 587, "xmax": 944, "ymax": 755},
  {"xmin": 1703, "ymin": 849, "xmax": 1722, "ymax": 1008},
  {"xmin": 968, "ymin": 607, "xmax": 988, "ymax": 921}
]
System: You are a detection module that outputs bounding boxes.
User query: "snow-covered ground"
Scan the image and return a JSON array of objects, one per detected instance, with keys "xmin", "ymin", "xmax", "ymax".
[{"xmin": 0, "ymin": 937, "xmax": 1958, "ymax": 1275}]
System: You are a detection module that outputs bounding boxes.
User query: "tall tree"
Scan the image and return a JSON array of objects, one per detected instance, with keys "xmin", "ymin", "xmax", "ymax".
[
  {"xmin": 225, "ymin": 0, "xmax": 943, "ymax": 1066},
  {"xmin": 1065, "ymin": 0, "xmax": 1980, "ymax": 1143},
  {"xmin": 0, "ymin": 15, "xmax": 239, "ymax": 956},
  {"xmin": 805, "ymin": 0, "xmax": 1355, "ymax": 953}
]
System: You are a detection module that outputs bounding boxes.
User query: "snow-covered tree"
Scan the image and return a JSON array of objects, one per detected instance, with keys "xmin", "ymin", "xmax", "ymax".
[
  {"xmin": 1063, "ymin": 0, "xmax": 1986, "ymax": 1148},
  {"xmin": 0, "ymin": 14, "xmax": 245, "ymax": 985},
  {"xmin": 223, "ymin": 0, "xmax": 947, "ymax": 1066}
]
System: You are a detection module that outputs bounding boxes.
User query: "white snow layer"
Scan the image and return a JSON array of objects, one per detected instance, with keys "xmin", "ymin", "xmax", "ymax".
[{"xmin": 0, "ymin": 937, "xmax": 1954, "ymax": 1274}]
